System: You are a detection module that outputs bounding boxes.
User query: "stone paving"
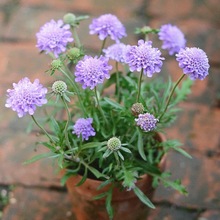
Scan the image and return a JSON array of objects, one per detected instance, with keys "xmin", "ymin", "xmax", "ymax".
[{"xmin": 0, "ymin": 0, "xmax": 220, "ymax": 219}]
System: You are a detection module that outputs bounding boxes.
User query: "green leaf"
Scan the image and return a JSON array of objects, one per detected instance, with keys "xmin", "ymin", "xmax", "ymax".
[
  {"xmin": 137, "ymin": 130, "xmax": 147, "ymax": 160},
  {"xmin": 76, "ymin": 168, "xmax": 88, "ymax": 186},
  {"xmin": 133, "ymin": 186, "xmax": 155, "ymax": 209},
  {"xmin": 117, "ymin": 151, "xmax": 124, "ymax": 160},
  {"xmin": 50, "ymin": 116, "xmax": 60, "ymax": 134},
  {"xmin": 81, "ymin": 141, "xmax": 107, "ymax": 150},
  {"xmin": 104, "ymin": 97, "xmax": 123, "ymax": 110},
  {"xmin": 92, "ymin": 192, "xmax": 108, "ymax": 200},
  {"xmin": 23, "ymin": 152, "xmax": 57, "ymax": 165},
  {"xmin": 161, "ymin": 140, "xmax": 192, "ymax": 159},
  {"xmin": 120, "ymin": 147, "xmax": 131, "ymax": 154},
  {"xmin": 87, "ymin": 166, "xmax": 106, "ymax": 179},
  {"xmin": 105, "ymin": 188, "xmax": 114, "ymax": 220},
  {"xmin": 173, "ymin": 147, "xmax": 192, "ymax": 159},
  {"xmin": 103, "ymin": 149, "xmax": 113, "ymax": 158},
  {"xmin": 161, "ymin": 178, "xmax": 188, "ymax": 195}
]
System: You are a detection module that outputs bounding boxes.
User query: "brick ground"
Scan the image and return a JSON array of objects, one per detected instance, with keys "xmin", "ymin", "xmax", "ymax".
[{"xmin": 0, "ymin": 0, "xmax": 220, "ymax": 220}]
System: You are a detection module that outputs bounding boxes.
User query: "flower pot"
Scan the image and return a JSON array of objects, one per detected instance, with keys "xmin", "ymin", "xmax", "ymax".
[{"xmin": 65, "ymin": 133, "xmax": 166, "ymax": 220}]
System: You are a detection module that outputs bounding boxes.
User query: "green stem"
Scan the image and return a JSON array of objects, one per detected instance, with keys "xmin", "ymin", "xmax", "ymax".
[
  {"xmin": 136, "ymin": 69, "xmax": 144, "ymax": 102},
  {"xmin": 31, "ymin": 115, "xmax": 55, "ymax": 143},
  {"xmin": 114, "ymin": 152, "xmax": 120, "ymax": 168},
  {"xmin": 94, "ymin": 86, "xmax": 107, "ymax": 123},
  {"xmin": 61, "ymin": 97, "xmax": 71, "ymax": 149},
  {"xmin": 99, "ymin": 38, "xmax": 107, "ymax": 56},
  {"xmin": 72, "ymin": 27, "xmax": 81, "ymax": 48},
  {"xmin": 115, "ymin": 62, "xmax": 120, "ymax": 102},
  {"xmin": 59, "ymin": 67, "xmax": 87, "ymax": 116},
  {"xmin": 159, "ymin": 74, "xmax": 186, "ymax": 121}
]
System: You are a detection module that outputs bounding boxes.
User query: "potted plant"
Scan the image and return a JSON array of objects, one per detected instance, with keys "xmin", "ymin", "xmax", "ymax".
[{"xmin": 5, "ymin": 13, "xmax": 210, "ymax": 220}]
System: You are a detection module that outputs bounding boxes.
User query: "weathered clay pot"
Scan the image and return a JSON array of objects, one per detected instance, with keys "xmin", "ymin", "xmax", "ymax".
[{"xmin": 65, "ymin": 133, "xmax": 166, "ymax": 220}]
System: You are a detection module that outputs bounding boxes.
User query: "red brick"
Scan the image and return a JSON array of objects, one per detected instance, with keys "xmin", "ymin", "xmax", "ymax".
[
  {"xmin": 198, "ymin": 210, "xmax": 220, "ymax": 220},
  {"xmin": 148, "ymin": 205, "xmax": 198, "ymax": 220},
  {"xmin": 147, "ymin": 0, "xmax": 193, "ymax": 22},
  {"xmin": 2, "ymin": 187, "xmax": 74, "ymax": 220},
  {"xmin": 0, "ymin": 129, "xmax": 61, "ymax": 187},
  {"xmin": 153, "ymin": 151, "xmax": 220, "ymax": 209},
  {"xmin": 166, "ymin": 103, "xmax": 220, "ymax": 153}
]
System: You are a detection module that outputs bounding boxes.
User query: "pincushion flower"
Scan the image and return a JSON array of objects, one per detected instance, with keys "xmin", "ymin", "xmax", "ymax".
[
  {"xmin": 103, "ymin": 43, "xmax": 126, "ymax": 63},
  {"xmin": 74, "ymin": 55, "xmax": 112, "ymax": 89},
  {"xmin": 36, "ymin": 19, "xmax": 74, "ymax": 57},
  {"xmin": 135, "ymin": 113, "xmax": 158, "ymax": 132},
  {"xmin": 176, "ymin": 47, "xmax": 210, "ymax": 80},
  {"xmin": 159, "ymin": 24, "xmax": 186, "ymax": 55},
  {"xmin": 89, "ymin": 14, "xmax": 126, "ymax": 42},
  {"xmin": 125, "ymin": 40, "xmax": 164, "ymax": 77},
  {"xmin": 72, "ymin": 118, "xmax": 96, "ymax": 141},
  {"xmin": 5, "ymin": 77, "xmax": 47, "ymax": 118}
]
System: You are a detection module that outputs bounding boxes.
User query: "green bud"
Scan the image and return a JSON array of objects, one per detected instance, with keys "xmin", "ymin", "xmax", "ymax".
[
  {"xmin": 52, "ymin": 80, "xmax": 67, "ymax": 95},
  {"xmin": 51, "ymin": 59, "xmax": 62, "ymax": 70},
  {"xmin": 63, "ymin": 13, "xmax": 76, "ymax": 26},
  {"xmin": 107, "ymin": 137, "xmax": 121, "ymax": 151},
  {"xmin": 67, "ymin": 47, "xmax": 81, "ymax": 61}
]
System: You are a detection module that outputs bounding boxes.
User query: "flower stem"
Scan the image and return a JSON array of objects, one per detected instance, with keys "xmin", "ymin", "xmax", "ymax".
[
  {"xmin": 99, "ymin": 38, "xmax": 107, "ymax": 56},
  {"xmin": 72, "ymin": 27, "xmax": 81, "ymax": 48},
  {"xmin": 61, "ymin": 96, "xmax": 71, "ymax": 149},
  {"xmin": 136, "ymin": 68, "xmax": 144, "ymax": 102},
  {"xmin": 159, "ymin": 74, "xmax": 186, "ymax": 120},
  {"xmin": 31, "ymin": 115, "xmax": 55, "ymax": 143},
  {"xmin": 115, "ymin": 62, "xmax": 120, "ymax": 102},
  {"xmin": 94, "ymin": 86, "xmax": 107, "ymax": 123},
  {"xmin": 59, "ymin": 67, "xmax": 87, "ymax": 116}
]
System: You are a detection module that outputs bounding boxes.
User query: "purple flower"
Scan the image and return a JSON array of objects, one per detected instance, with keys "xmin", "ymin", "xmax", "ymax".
[
  {"xmin": 103, "ymin": 43, "xmax": 126, "ymax": 63},
  {"xmin": 74, "ymin": 55, "xmax": 112, "ymax": 90},
  {"xmin": 5, "ymin": 77, "xmax": 47, "ymax": 118},
  {"xmin": 176, "ymin": 47, "xmax": 210, "ymax": 80},
  {"xmin": 36, "ymin": 19, "xmax": 73, "ymax": 57},
  {"xmin": 72, "ymin": 118, "xmax": 96, "ymax": 141},
  {"xmin": 135, "ymin": 113, "xmax": 158, "ymax": 132},
  {"xmin": 89, "ymin": 14, "xmax": 126, "ymax": 42},
  {"xmin": 159, "ymin": 24, "xmax": 186, "ymax": 55},
  {"xmin": 124, "ymin": 40, "xmax": 164, "ymax": 77}
]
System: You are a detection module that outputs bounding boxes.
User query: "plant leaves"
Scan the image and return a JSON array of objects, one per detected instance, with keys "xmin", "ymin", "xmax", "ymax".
[
  {"xmin": 81, "ymin": 141, "xmax": 107, "ymax": 150},
  {"xmin": 104, "ymin": 97, "xmax": 123, "ymax": 110},
  {"xmin": 23, "ymin": 152, "xmax": 57, "ymax": 165},
  {"xmin": 133, "ymin": 186, "xmax": 155, "ymax": 209},
  {"xmin": 137, "ymin": 130, "xmax": 147, "ymax": 160}
]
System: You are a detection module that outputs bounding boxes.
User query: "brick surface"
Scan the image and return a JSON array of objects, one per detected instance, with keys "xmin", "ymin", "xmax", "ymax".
[
  {"xmin": 154, "ymin": 151, "xmax": 220, "ymax": 209},
  {"xmin": 2, "ymin": 187, "xmax": 74, "ymax": 220}
]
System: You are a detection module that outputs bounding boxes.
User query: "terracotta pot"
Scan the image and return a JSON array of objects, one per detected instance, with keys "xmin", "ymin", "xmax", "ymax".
[{"xmin": 65, "ymin": 133, "xmax": 166, "ymax": 220}]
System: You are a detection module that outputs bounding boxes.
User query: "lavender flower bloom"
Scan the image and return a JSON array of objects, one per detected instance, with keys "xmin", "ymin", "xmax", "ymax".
[
  {"xmin": 176, "ymin": 47, "xmax": 210, "ymax": 80},
  {"xmin": 74, "ymin": 55, "xmax": 112, "ymax": 89},
  {"xmin": 103, "ymin": 43, "xmax": 126, "ymax": 63},
  {"xmin": 72, "ymin": 118, "xmax": 96, "ymax": 141},
  {"xmin": 5, "ymin": 77, "xmax": 47, "ymax": 118},
  {"xmin": 159, "ymin": 24, "xmax": 186, "ymax": 55},
  {"xmin": 89, "ymin": 14, "xmax": 126, "ymax": 42},
  {"xmin": 135, "ymin": 113, "xmax": 158, "ymax": 132},
  {"xmin": 125, "ymin": 40, "xmax": 164, "ymax": 77},
  {"xmin": 36, "ymin": 19, "xmax": 73, "ymax": 57}
]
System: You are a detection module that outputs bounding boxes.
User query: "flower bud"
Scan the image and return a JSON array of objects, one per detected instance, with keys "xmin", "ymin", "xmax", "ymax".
[
  {"xmin": 67, "ymin": 47, "xmax": 81, "ymax": 61},
  {"xmin": 107, "ymin": 137, "xmax": 121, "ymax": 151},
  {"xmin": 63, "ymin": 13, "xmax": 76, "ymax": 26},
  {"xmin": 51, "ymin": 59, "xmax": 62, "ymax": 70},
  {"xmin": 131, "ymin": 103, "xmax": 144, "ymax": 116},
  {"xmin": 52, "ymin": 80, "xmax": 67, "ymax": 95}
]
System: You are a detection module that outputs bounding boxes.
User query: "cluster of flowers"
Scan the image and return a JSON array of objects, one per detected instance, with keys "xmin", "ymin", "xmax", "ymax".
[
  {"xmin": 5, "ymin": 14, "xmax": 209, "ymax": 142},
  {"xmin": 5, "ymin": 13, "xmax": 210, "ymax": 216}
]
